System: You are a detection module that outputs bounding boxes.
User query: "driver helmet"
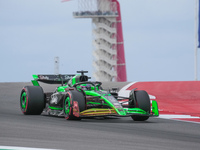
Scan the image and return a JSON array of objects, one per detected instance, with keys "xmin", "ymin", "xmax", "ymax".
[{"xmin": 80, "ymin": 84, "xmax": 91, "ymax": 90}]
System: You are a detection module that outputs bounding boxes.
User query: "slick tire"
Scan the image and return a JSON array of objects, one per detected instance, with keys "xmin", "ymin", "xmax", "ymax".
[
  {"xmin": 64, "ymin": 90, "xmax": 86, "ymax": 120},
  {"xmin": 131, "ymin": 90, "xmax": 150, "ymax": 121},
  {"xmin": 20, "ymin": 86, "xmax": 45, "ymax": 115}
]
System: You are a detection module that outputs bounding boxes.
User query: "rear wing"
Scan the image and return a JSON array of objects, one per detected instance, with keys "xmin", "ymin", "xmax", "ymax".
[{"xmin": 32, "ymin": 74, "xmax": 75, "ymax": 86}]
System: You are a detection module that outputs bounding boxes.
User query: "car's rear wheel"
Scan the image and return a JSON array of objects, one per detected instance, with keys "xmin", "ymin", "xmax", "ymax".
[
  {"xmin": 20, "ymin": 86, "xmax": 45, "ymax": 115},
  {"xmin": 130, "ymin": 90, "xmax": 150, "ymax": 121},
  {"xmin": 64, "ymin": 90, "xmax": 85, "ymax": 120}
]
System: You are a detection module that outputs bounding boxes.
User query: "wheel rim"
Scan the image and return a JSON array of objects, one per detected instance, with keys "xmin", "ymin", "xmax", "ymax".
[
  {"xmin": 64, "ymin": 97, "xmax": 70, "ymax": 115},
  {"xmin": 21, "ymin": 91, "xmax": 27, "ymax": 110}
]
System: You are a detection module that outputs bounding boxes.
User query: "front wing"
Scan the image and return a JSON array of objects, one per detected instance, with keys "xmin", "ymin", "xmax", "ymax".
[{"xmin": 79, "ymin": 100, "xmax": 159, "ymax": 118}]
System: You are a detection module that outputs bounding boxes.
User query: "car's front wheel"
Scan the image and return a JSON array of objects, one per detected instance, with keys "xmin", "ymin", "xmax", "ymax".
[
  {"xmin": 130, "ymin": 90, "xmax": 150, "ymax": 121},
  {"xmin": 64, "ymin": 90, "xmax": 85, "ymax": 120}
]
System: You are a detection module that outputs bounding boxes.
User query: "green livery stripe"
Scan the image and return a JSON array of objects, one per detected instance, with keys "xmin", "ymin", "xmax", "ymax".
[
  {"xmin": 151, "ymin": 100, "xmax": 159, "ymax": 116},
  {"xmin": 31, "ymin": 80, "xmax": 40, "ymax": 86},
  {"xmin": 48, "ymin": 106, "xmax": 63, "ymax": 110},
  {"xmin": 32, "ymin": 75, "xmax": 39, "ymax": 79},
  {"xmin": 124, "ymin": 108, "xmax": 148, "ymax": 115}
]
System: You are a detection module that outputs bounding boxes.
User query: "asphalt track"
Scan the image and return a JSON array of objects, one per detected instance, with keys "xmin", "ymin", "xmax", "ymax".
[{"xmin": 0, "ymin": 82, "xmax": 200, "ymax": 150}]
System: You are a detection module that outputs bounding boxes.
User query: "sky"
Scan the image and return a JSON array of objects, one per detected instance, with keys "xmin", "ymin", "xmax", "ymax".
[{"xmin": 0, "ymin": 0, "xmax": 197, "ymax": 82}]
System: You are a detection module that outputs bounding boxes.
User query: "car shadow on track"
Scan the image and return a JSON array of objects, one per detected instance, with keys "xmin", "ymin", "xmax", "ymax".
[
  {"xmin": 80, "ymin": 116, "xmax": 157, "ymax": 124},
  {"xmin": 41, "ymin": 114, "xmax": 157, "ymax": 124}
]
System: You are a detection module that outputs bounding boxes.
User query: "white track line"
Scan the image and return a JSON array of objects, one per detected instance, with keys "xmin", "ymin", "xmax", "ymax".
[
  {"xmin": 118, "ymin": 82, "xmax": 156, "ymax": 99},
  {"xmin": 159, "ymin": 114, "xmax": 200, "ymax": 119},
  {"xmin": 159, "ymin": 114, "xmax": 200, "ymax": 124},
  {"xmin": 118, "ymin": 82, "xmax": 137, "ymax": 97},
  {"xmin": 0, "ymin": 146, "xmax": 61, "ymax": 150}
]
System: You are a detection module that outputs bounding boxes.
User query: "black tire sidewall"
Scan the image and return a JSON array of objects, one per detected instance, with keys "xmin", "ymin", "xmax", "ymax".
[
  {"xmin": 20, "ymin": 86, "xmax": 44, "ymax": 115},
  {"xmin": 131, "ymin": 90, "xmax": 150, "ymax": 121},
  {"xmin": 64, "ymin": 90, "xmax": 85, "ymax": 120},
  {"xmin": 135, "ymin": 90, "xmax": 150, "ymax": 113}
]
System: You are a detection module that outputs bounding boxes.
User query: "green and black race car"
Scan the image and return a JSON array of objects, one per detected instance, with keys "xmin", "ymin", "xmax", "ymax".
[{"xmin": 20, "ymin": 71, "xmax": 159, "ymax": 121}]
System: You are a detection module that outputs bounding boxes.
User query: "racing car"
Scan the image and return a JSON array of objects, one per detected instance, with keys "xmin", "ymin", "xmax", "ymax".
[{"xmin": 20, "ymin": 71, "xmax": 159, "ymax": 121}]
